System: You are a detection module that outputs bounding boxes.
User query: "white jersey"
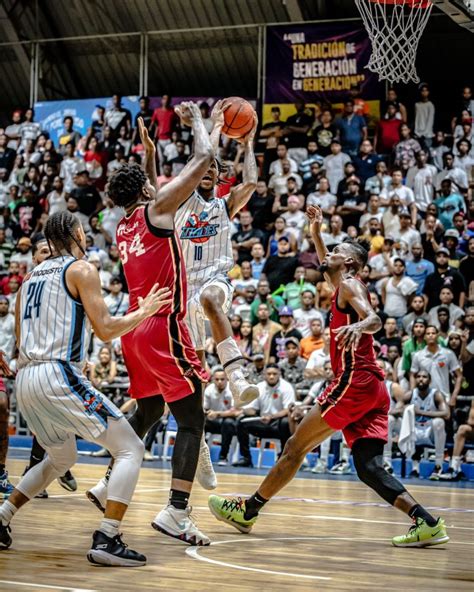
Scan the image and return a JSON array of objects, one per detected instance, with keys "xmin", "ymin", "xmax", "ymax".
[
  {"xmin": 19, "ymin": 256, "xmax": 91, "ymax": 367},
  {"xmin": 175, "ymin": 191, "xmax": 233, "ymax": 286},
  {"xmin": 411, "ymin": 387, "xmax": 437, "ymax": 426}
]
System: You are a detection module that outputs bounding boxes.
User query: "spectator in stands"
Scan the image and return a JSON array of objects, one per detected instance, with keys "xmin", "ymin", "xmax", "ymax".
[
  {"xmin": 131, "ymin": 96, "xmax": 153, "ymax": 145},
  {"xmin": 353, "ymin": 139, "xmax": 382, "ymax": 185},
  {"xmin": 278, "ymin": 337, "xmax": 310, "ymax": 400},
  {"xmin": 10, "ymin": 237, "xmax": 33, "ymax": 272},
  {"xmin": 374, "ymin": 102, "xmax": 401, "ymax": 157},
  {"xmin": 302, "ymin": 161, "xmax": 324, "ymax": 196},
  {"xmin": 312, "ymin": 108, "xmax": 338, "ymax": 157},
  {"xmin": 105, "ymin": 95, "xmax": 131, "ymax": 140},
  {"xmin": 411, "ymin": 325, "xmax": 462, "ymax": 404},
  {"xmin": 298, "ymin": 140, "xmax": 323, "ymax": 181},
  {"xmin": 459, "ymin": 237, "xmax": 474, "ymax": 297},
  {"xmin": 306, "ymin": 177, "xmax": 336, "ymax": 218},
  {"xmin": 405, "ymin": 243, "xmax": 434, "ymax": 294},
  {"xmin": 430, "ymin": 130, "xmax": 450, "ymax": 172},
  {"xmin": 263, "ymin": 237, "xmax": 298, "ymax": 293},
  {"xmin": 428, "ymin": 286, "xmax": 465, "ymax": 328},
  {"xmin": 269, "ymin": 143, "xmax": 298, "ymax": 176},
  {"xmin": 203, "ymin": 367, "xmax": 238, "ymax": 466},
  {"xmin": 454, "ymin": 139, "xmax": 474, "ymax": 175},
  {"xmin": 321, "ymin": 214, "xmax": 348, "ymax": 250},
  {"xmin": 304, "ymin": 326, "xmax": 331, "ymax": 385},
  {"xmin": 0, "ymin": 135, "xmax": 16, "ymax": 179},
  {"xmin": 247, "ymin": 179, "xmax": 272, "ymax": 231},
  {"xmin": 406, "ymin": 150, "xmax": 437, "ymax": 215},
  {"xmin": 359, "ymin": 194, "xmax": 383, "ymax": 232},
  {"xmin": 434, "ymin": 179, "xmax": 466, "ymax": 231},
  {"xmin": 167, "ymin": 140, "xmax": 187, "ymax": 176},
  {"xmin": 414, "ymin": 83, "xmax": 435, "ymax": 149},
  {"xmin": 380, "ymin": 168, "xmax": 416, "ymax": 226},
  {"xmin": 283, "ymin": 267, "xmax": 316, "ymax": 310},
  {"xmin": 90, "ymin": 346, "xmax": 117, "ymax": 392},
  {"xmin": 379, "ymin": 316, "xmax": 402, "ymax": 353},
  {"xmin": 323, "ymin": 140, "xmax": 351, "ymax": 194},
  {"xmin": 19, "ymin": 108, "xmax": 41, "ymax": 151},
  {"xmin": 336, "ymin": 178, "xmax": 366, "ymax": 230},
  {"xmin": 58, "ymin": 116, "xmax": 81, "ymax": 155},
  {"xmin": 69, "ymin": 167, "xmax": 102, "ymax": 216},
  {"xmin": 0, "ymin": 296, "xmax": 15, "ymax": 362},
  {"xmin": 283, "ymin": 100, "xmax": 313, "ymax": 165},
  {"xmin": 269, "ymin": 163, "xmax": 303, "ymax": 198},
  {"xmin": 440, "ymin": 403, "xmax": 474, "ymax": 481},
  {"xmin": 423, "ymin": 247, "xmax": 466, "ymax": 308},
  {"xmin": 252, "ymin": 303, "xmax": 282, "ymax": 362},
  {"xmin": 385, "ymin": 88, "xmax": 408, "ymax": 122},
  {"xmin": 394, "ymin": 123, "xmax": 422, "ymax": 173},
  {"xmin": 435, "ymin": 152, "xmax": 468, "ymax": 193},
  {"xmin": 232, "ymin": 261, "xmax": 258, "ymax": 299},
  {"xmin": 250, "ymin": 243, "xmax": 266, "ymax": 280},
  {"xmin": 282, "ymin": 195, "xmax": 306, "ymax": 243},
  {"xmin": 293, "ymin": 289, "xmax": 324, "ymax": 337},
  {"xmin": 381, "ymin": 258, "xmax": 418, "ymax": 321},
  {"xmin": 250, "ymin": 278, "xmax": 284, "ymax": 325},
  {"xmin": 4, "ymin": 109, "xmax": 22, "ymax": 150},
  {"xmin": 259, "ymin": 106, "xmax": 286, "ymax": 176},
  {"xmin": 104, "ymin": 277, "xmax": 129, "ymax": 316},
  {"xmin": 232, "ymin": 211, "xmax": 265, "ymax": 264},
  {"xmin": 269, "ymin": 306, "xmax": 302, "ymax": 363},
  {"xmin": 404, "ymin": 369, "xmax": 449, "ymax": 480},
  {"xmin": 299, "ymin": 318, "xmax": 324, "ymax": 360},
  {"xmin": 150, "ymin": 94, "xmax": 179, "ymax": 165},
  {"xmin": 233, "ymin": 364, "xmax": 295, "ymax": 467},
  {"xmin": 395, "ymin": 208, "xmax": 421, "ymax": 255},
  {"xmin": 336, "ymin": 99, "xmax": 367, "ymax": 158},
  {"xmin": 401, "ymin": 318, "xmax": 429, "ymax": 377},
  {"xmin": 365, "ymin": 161, "xmax": 391, "ymax": 196}
]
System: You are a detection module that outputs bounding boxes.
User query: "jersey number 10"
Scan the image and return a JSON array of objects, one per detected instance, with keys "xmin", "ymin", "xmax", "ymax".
[
  {"xmin": 194, "ymin": 245, "xmax": 203, "ymax": 261},
  {"xmin": 23, "ymin": 281, "xmax": 46, "ymax": 320}
]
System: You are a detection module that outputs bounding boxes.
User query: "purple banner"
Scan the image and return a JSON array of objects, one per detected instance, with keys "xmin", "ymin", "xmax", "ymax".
[{"xmin": 265, "ymin": 23, "xmax": 381, "ymax": 103}]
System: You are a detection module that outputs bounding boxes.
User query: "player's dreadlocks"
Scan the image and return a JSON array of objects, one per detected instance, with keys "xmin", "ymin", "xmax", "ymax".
[
  {"xmin": 108, "ymin": 163, "xmax": 147, "ymax": 208},
  {"xmin": 44, "ymin": 211, "xmax": 85, "ymax": 258},
  {"xmin": 343, "ymin": 237, "xmax": 370, "ymax": 268}
]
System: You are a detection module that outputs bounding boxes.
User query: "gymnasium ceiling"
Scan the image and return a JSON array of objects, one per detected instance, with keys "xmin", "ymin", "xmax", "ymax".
[{"xmin": 0, "ymin": 0, "xmax": 472, "ymax": 115}]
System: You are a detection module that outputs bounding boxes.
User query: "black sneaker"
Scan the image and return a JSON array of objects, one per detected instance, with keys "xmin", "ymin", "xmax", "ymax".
[
  {"xmin": 439, "ymin": 468, "xmax": 463, "ymax": 482},
  {"xmin": 87, "ymin": 530, "xmax": 146, "ymax": 567},
  {"xmin": 57, "ymin": 470, "xmax": 77, "ymax": 492},
  {"xmin": 232, "ymin": 458, "xmax": 253, "ymax": 468},
  {"xmin": 409, "ymin": 469, "xmax": 419, "ymax": 478},
  {"xmin": 0, "ymin": 521, "xmax": 12, "ymax": 550},
  {"xmin": 35, "ymin": 489, "xmax": 48, "ymax": 499}
]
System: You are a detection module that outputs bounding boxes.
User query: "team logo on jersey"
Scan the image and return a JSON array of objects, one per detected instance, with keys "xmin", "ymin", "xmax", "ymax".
[{"xmin": 180, "ymin": 212, "xmax": 219, "ymax": 243}]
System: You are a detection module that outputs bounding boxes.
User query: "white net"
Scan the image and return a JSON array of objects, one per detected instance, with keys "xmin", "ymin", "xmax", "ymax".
[{"xmin": 355, "ymin": 0, "xmax": 433, "ymax": 84}]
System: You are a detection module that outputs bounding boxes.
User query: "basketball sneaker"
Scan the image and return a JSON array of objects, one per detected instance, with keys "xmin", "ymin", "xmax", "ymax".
[
  {"xmin": 428, "ymin": 465, "xmax": 443, "ymax": 481},
  {"xmin": 228, "ymin": 368, "xmax": 259, "ymax": 407},
  {"xmin": 0, "ymin": 470, "xmax": 14, "ymax": 500},
  {"xmin": 439, "ymin": 467, "xmax": 463, "ymax": 481},
  {"xmin": 151, "ymin": 505, "xmax": 210, "ymax": 546},
  {"xmin": 311, "ymin": 458, "xmax": 327, "ymax": 474},
  {"xmin": 208, "ymin": 494, "xmax": 257, "ymax": 534},
  {"xmin": 87, "ymin": 530, "xmax": 146, "ymax": 567},
  {"xmin": 329, "ymin": 461, "xmax": 351, "ymax": 475},
  {"xmin": 392, "ymin": 517, "xmax": 449, "ymax": 548},
  {"xmin": 0, "ymin": 520, "xmax": 12, "ymax": 550},
  {"xmin": 57, "ymin": 470, "xmax": 77, "ymax": 492},
  {"xmin": 196, "ymin": 439, "xmax": 217, "ymax": 490},
  {"xmin": 86, "ymin": 478, "xmax": 108, "ymax": 514}
]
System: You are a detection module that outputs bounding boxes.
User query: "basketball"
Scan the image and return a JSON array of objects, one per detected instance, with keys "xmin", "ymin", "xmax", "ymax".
[{"xmin": 222, "ymin": 97, "xmax": 255, "ymax": 139}]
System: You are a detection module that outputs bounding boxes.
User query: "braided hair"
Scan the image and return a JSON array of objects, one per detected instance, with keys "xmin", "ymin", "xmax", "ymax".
[
  {"xmin": 44, "ymin": 211, "xmax": 85, "ymax": 258},
  {"xmin": 108, "ymin": 163, "xmax": 147, "ymax": 208},
  {"xmin": 342, "ymin": 237, "xmax": 370, "ymax": 268}
]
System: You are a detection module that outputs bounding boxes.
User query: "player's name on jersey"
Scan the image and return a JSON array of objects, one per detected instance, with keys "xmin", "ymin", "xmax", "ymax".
[{"xmin": 31, "ymin": 267, "xmax": 62, "ymax": 277}]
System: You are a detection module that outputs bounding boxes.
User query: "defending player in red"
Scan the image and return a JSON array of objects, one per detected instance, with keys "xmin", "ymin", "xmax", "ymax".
[{"xmin": 209, "ymin": 205, "xmax": 449, "ymax": 548}]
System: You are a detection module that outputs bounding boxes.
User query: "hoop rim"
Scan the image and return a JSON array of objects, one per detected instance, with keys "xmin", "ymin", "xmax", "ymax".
[{"xmin": 368, "ymin": 0, "xmax": 431, "ymax": 7}]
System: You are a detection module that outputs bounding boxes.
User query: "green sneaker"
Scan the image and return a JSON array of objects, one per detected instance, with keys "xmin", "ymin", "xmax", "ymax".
[
  {"xmin": 208, "ymin": 495, "xmax": 258, "ymax": 534},
  {"xmin": 392, "ymin": 517, "xmax": 449, "ymax": 548}
]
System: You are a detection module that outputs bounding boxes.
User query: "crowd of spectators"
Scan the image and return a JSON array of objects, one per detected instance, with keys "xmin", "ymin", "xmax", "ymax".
[{"xmin": 0, "ymin": 85, "xmax": 473, "ymax": 479}]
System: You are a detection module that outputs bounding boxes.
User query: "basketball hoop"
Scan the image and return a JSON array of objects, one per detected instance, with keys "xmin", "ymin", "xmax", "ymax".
[{"xmin": 355, "ymin": 0, "xmax": 433, "ymax": 84}]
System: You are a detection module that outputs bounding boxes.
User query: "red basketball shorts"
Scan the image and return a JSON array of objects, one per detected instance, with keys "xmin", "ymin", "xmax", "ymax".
[
  {"xmin": 317, "ymin": 370, "xmax": 389, "ymax": 449},
  {"xmin": 121, "ymin": 314, "xmax": 208, "ymax": 402},
  {"xmin": 0, "ymin": 377, "xmax": 5, "ymax": 393}
]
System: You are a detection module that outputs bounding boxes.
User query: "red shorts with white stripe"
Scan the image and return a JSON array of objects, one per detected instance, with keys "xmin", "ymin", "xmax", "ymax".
[
  {"xmin": 317, "ymin": 370, "xmax": 389, "ymax": 449},
  {"xmin": 121, "ymin": 314, "xmax": 208, "ymax": 401}
]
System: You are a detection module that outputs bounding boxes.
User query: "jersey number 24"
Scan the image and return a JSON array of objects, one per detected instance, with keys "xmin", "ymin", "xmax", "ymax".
[
  {"xmin": 118, "ymin": 234, "xmax": 146, "ymax": 264},
  {"xmin": 23, "ymin": 281, "xmax": 46, "ymax": 320}
]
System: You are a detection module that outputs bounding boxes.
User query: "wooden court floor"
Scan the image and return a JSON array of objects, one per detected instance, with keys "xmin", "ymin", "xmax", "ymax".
[{"xmin": 0, "ymin": 458, "xmax": 473, "ymax": 592}]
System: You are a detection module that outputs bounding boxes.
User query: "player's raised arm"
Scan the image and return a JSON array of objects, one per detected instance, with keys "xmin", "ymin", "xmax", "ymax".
[
  {"xmin": 66, "ymin": 260, "xmax": 172, "ymax": 342},
  {"xmin": 333, "ymin": 279, "xmax": 382, "ymax": 350},
  {"xmin": 227, "ymin": 111, "xmax": 258, "ymax": 218},
  {"xmin": 306, "ymin": 204, "xmax": 328, "ymax": 268},
  {"xmin": 150, "ymin": 102, "xmax": 214, "ymax": 219},
  {"xmin": 138, "ymin": 116, "xmax": 158, "ymax": 191}
]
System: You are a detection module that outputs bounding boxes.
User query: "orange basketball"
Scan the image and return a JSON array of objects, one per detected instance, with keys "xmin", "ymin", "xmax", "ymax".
[{"xmin": 222, "ymin": 97, "xmax": 255, "ymax": 139}]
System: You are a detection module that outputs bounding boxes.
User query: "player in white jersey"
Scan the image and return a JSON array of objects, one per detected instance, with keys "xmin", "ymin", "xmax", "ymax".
[
  {"xmin": 175, "ymin": 101, "xmax": 259, "ymax": 405},
  {"xmin": 0, "ymin": 211, "xmax": 171, "ymax": 566}
]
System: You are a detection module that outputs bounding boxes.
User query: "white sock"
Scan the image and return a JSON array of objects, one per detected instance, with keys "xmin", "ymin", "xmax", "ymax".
[
  {"xmin": 0, "ymin": 500, "xmax": 18, "ymax": 525},
  {"xmin": 319, "ymin": 438, "xmax": 330, "ymax": 463},
  {"xmin": 451, "ymin": 456, "xmax": 462, "ymax": 472},
  {"xmin": 99, "ymin": 517, "xmax": 120, "ymax": 538},
  {"xmin": 412, "ymin": 459, "xmax": 420, "ymax": 471},
  {"xmin": 216, "ymin": 336, "xmax": 244, "ymax": 377},
  {"xmin": 341, "ymin": 446, "xmax": 350, "ymax": 463}
]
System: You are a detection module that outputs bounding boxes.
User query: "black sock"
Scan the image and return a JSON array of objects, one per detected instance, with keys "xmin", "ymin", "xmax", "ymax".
[
  {"xmin": 29, "ymin": 454, "xmax": 44, "ymax": 469},
  {"xmin": 0, "ymin": 463, "xmax": 5, "ymax": 474},
  {"xmin": 169, "ymin": 489, "xmax": 189, "ymax": 510},
  {"xmin": 408, "ymin": 504, "xmax": 437, "ymax": 527},
  {"xmin": 244, "ymin": 492, "xmax": 268, "ymax": 520}
]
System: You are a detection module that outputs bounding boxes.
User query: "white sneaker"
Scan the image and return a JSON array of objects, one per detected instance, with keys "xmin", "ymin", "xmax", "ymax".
[
  {"xmin": 217, "ymin": 458, "xmax": 228, "ymax": 466},
  {"xmin": 143, "ymin": 450, "xmax": 155, "ymax": 461},
  {"xmin": 228, "ymin": 368, "xmax": 259, "ymax": 407},
  {"xmin": 329, "ymin": 461, "xmax": 352, "ymax": 475},
  {"xmin": 86, "ymin": 478, "xmax": 108, "ymax": 513},
  {"xmin": 311, "ymin": 458, "xmax": 327, "ymax": 474},
  {"xmin": 196, "ymin": 439, "xmax": 217, "ymax": 490},
  {"xmin": 151, "ymin": 505, "xmax": 210, "ymax": 546}
]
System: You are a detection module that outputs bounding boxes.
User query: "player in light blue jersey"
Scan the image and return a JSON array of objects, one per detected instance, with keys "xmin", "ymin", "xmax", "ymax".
[{"xmin": 0, "ymin": 211, "xmax": 171, "ymax": 566}]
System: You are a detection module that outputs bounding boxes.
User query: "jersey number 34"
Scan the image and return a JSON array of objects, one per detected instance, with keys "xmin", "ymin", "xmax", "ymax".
[{"xmin": 118, "ymin": 234, "xmax": 146, "ymax": 264}]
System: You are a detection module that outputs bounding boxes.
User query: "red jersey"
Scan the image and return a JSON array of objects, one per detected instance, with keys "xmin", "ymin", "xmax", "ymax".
[
  {"xmin": 116, "ymin": 205, "xmax": 186, "ymax": 318},
  {"xmin": 329, "ymin": 281, "xmax": 383, "ymax": 380}
]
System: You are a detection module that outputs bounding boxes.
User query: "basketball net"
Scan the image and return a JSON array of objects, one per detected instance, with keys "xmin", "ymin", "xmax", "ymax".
[{"xmin": 355, "ymin": 0, "xmax": 433, "ymax": 84}]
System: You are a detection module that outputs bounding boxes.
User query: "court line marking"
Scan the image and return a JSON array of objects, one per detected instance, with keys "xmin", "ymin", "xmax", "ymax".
[
  {"xmin": 0, "ymin": 581, "xmax": 96, "ymax": 592},
  {"xmin": 186, "ymin": 537, "xmax": 332, "ymax": 580}
]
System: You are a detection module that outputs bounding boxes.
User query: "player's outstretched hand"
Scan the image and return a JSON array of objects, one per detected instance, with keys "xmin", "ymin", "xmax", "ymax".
[
  {"xmin": 137, "ymin": 284, "xmax": 173, "ymax": 317},
  {"xmin": 137, "ymin": 116, "xmax": 155, "ymax": 155},
  {"xmin": 306, "ymin": 205, "xmax": 323, "ymax": 230},
  {"xmin": 211, "ymin": 99, "xmax": 230, "ymax": 129},
  {"xmin": 333, "ymin": 324, "xmax": 362, "ymax": 351},
  {"xmin": 175, "ymin": 101, "xmax": 201, "ymax": 127},
  {"xmin": 238, "ymin": 111, "xmax": 259, "ymax": 145},
  {"xmin": 0, "ymin": 350, "xmax": 14, "ymax": 378}
]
